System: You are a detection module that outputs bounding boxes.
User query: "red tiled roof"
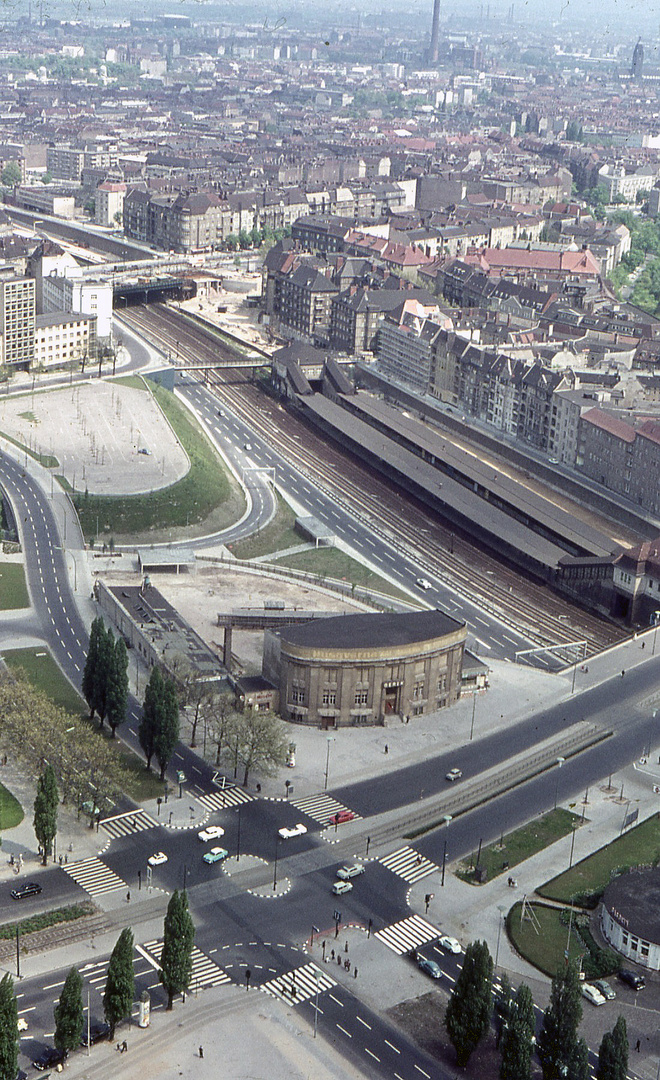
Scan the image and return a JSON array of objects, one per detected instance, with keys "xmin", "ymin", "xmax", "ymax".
[{"xmin": 581, "ymin": 407, "xmax": 636, "ymax": 442}]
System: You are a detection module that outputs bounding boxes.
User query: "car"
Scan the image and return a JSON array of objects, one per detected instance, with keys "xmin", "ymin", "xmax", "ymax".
[
  {"xmin": 198, "ymin": 825, "xmax": 225, "ymax": 842},
  {"xmin": 329, "ymin": 809, "xmax": 355, "ymax": 826},
  {"xmin": 32, "ymin": 1047, "xmax": 66, "ymax": 1071},
  {"xmin": 80, "ymin": 1021, "xmax": 110, "ymax": 1047},
  {"xmin": 549, "ymin": 457, "xmax": 559, "ymax": 465},
  {"xmin": 332, "ymin": 880, "xmax": 353, "ymax": 895},
  {"xmin": 582, "ymin": 983, "xmax": 607, "ymax": 1006},
  {"xmin": 439, "ymin": 935, "xmax": 462, "ymax": 954},
  {"xmin": 203, "ymin": 846, "xmax": 229, "ymax": 865},
  {"xmin": 10, "ymin": 882, "xmax": 42, "ymax": 900},
  {"xmin": 17, "ymin": 1018, "xmax": 27, "ymax": 1032},
  {"xmin": 138, "ymin": 447, "xmax": 151, "ymax": 455},
  {"xmin": 593, "ymin": 979, "xmax": 616, "ymax": 1001},
  {"xmin": 217, "ymin": 408, "xmax": 224, "ymax": 417},
  {"xmin": 417, "ymin": 956, "xmax": 443, "ymax": 979},
  {"xmin": 416, "ymin": 577, "xmax": 432, "ymax": 590},
  {"xmin": 278, "ymin": 823, "xmax": 307, "ymax": 839},
  {"xmin": 619, "ymin": 968, "xmax": 645, "ymax": 990},
  {"xmin": 148, "ymin": 852, "xmax": 168, "ymax": 867},
  {"xmin": 445, "ymin": 768, "xmax": 463, "ymax": 782},
  {"xmin": 336, "ymin": 863, "xmax": 365, "ymax": 881},
  {"xmin": 244, "ymin": 442, "xmax": 252, "ymax": 452}
]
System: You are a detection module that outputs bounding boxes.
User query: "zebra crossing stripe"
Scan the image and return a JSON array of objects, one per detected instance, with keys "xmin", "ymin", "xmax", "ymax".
[
  {"xmin": 259, "ymin": 963, "xmax": 336, "ymax": 1005},
  {"xmin": 199, "ymin": 788, "xmax": 254, "ymax": 812},
  {"xmin": 290, "ymin": 793, "xmax": 361, "ymax": 826},
  {"xmin": 63, "ymin": 857, "xmax": 127, "ymax": 897},
  {"xmin": 375, "ymin": 915, "xmax": 439, "ymax": 955},
  {"xmin": 379, "ymin": 846, "xmax": 439, "ymax": 883},
  {"xmin": 139, "ymin": 940, "xmax": 230, "ymax": 989},
  {"xmin": 100, "ymin": 809, "xmax": 159, "ymax": 840}
]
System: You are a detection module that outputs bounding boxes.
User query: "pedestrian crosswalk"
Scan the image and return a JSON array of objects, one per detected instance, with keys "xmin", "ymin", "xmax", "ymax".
[
  {"xmin": 259, "ymin": 962, "xmax": 336, "ymax": 1005},
  {"xmin": 140, "ymin": 939, "xmax": 231, "ymax": 990},
  {"xmin": 290, "ymin": 793, "xmax": 361, "ymax": 827},
  {"xmin": 63, "ymin": 857, "xmax": 127, "ymax": 898},
  {"xmin": 375, "ymin": 914, "xmax": 439, "ymax": 955},
  {"xmin": 199, "ymin": 787, "xmax": 254, "ymax": 812},
  {"xmin": 379, "ymin": 846, "xmax": 439, "ymax": 883},
  {"xmin": 100, "ymin": 809, "xmax": 159, "ymax": 841}
]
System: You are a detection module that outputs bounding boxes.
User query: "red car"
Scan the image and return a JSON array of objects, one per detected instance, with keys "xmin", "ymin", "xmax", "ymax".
[{"xmin": 330, "ymin": 809, "xmax": 355, "ymax": 825}]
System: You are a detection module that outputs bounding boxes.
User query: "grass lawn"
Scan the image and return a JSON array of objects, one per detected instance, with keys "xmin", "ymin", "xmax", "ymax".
[
  {"xmin": 277, "ymin": 547, "xmax": 415, "ymax": 604},
  {"xmin": 506, "ymin": 901, "xmax": 586, "ymax": 977},
  {"xmin": 457, "ymin": 809, "xmax": 582, "ymax": 885},
  {"xmin": 0, "ymin": 563, "xmax": 29, "ymax": 609},
  {"xmin": 0, "ymin": 782, "xmax": 24, "ymax": 830},
  {"xmin": 538, "ymin": 812, "xmax": 660, "ymax": 904},
  {"xmin": 228, "ymin": 492, "xmax": 300, "ymax": 560},
  {"xmin": 72, "ymin": 380, "xmax": 240, "ymax": 541},
  {"xmin": 0, "ymin": 428, "xmax": 58, "ymax": 468}
]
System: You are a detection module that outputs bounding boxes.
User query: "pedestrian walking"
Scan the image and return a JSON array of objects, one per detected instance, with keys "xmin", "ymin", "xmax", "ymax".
[
  {"xmin": 622, "ymin": 669, "xmax": 626, "ymax": 677},
  {"xmin": 354, "ymin": 967, "xmax": 358, "ymax": 979},
  {"xmin": 330, "ymin": 949, "xmax": 335, "ymax": 960},
  {"xmin": 199, "ymin": 1047, "xmax": 204, "ymax": 1059},
  {"xmin": 384, "ymin": 744, "xmax": 389, "ymax": 754},
  {"xmin": 126, "ymin": 890, "xmax": 131, "ymax": 903},
  {"xmin": 337, "ymin": 955, "xmax": 342, "ymax": 966},
  {"xmin": 121, "ymin": 1041, "xmax": 128, "ymax": 1053},
  {"xmin": 636, "ymin": 1039, "xmax": 641, "ymax": 1052},
  {"xmin": 345, "ymin": 941, "xmax": 349, "ymax": 953}
]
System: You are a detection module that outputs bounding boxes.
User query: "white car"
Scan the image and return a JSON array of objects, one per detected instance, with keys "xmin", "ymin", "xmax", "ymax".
[
  {"xmin": 445, "ymin": 768, "xmax": 463, "ymax": 782},
  {"xmin": 17, "ymin": 1018, "xmax": 28, "ymax": 1031},
  {"xmin": 416, "ymin": 577, "xmax": 433, "ymax": 590},
  {"xmin": 336, "ymin": 863, "xmax": 365, "ymax": 881},
  {"xmin": 279, "ymin": 823, "xmax": 307, "ymax": 839},
  {"xmin": 439, "ymin": 935, "xmax": 462, "ymax": 955},
  {"xmin": 244, "ymin": 442, "xmax": 253, "ymax": 452},
  {"xmin": 148, "ymin": 852, "xmax": 168, "ymax": 867},
  {"xmin": 198, "ymin": 825, "xmax": 225, "ymax": 842},
  {"xmin": 332, "ymin": 880, "xmax": 353, "ymax": 895},
  {"xmin": 582, "ymin": 983, "xmax": 607, "ymax": 1007}
]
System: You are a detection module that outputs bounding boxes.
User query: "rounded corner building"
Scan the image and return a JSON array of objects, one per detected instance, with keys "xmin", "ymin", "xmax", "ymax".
[
  {"xmin": 263, "ymin": 609, "xmax": 466, "ymax": 728},
  {"xmin": 600, "ymin": 867, "xmax": 660, "ymax": 969}
]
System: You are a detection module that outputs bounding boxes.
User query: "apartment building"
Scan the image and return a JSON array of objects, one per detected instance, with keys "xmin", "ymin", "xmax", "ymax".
[
  {"xmin": 0, "ymin": 277, "xmax": 35, "ymax": 369},
  {"xmin": 34, "ymin": 312, "xmax": 97, "ymax": 369},
  {"xmin": 46, "ymin": 146, "xmax": 85, "ymax": 182},
  {"xmin": 95, "ymin": 182, "xmax": 126, "ymax": 227},
  {"xmin": 42, "ymin": 272, "xmax": 113, "ymax": 339}
]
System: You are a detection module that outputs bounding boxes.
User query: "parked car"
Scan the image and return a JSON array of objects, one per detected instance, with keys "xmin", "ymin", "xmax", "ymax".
[
  {"xmin": 332, "ymin": 880, "xmax": 353, "ymax": 895},
  {"xmin": 336, "ymin": 863, "xmax": 365, "ymax": 881},
  {"xmin": 198, "ymin": 826, "xmax": 225, "ymax": 842},
  {"xmin": 10, "ymin": 882, "xmax": 41, "ymax": 901},
  {"xmin": 203, "ymin": 847, "xmax": 229, "ymax": 865},
  {"xmin": 278, "ymin": 823, "xmax": 307, "ymax": 839},
  {"xmin": 593, "ymin": 979, "xmax": 616, "ymax": 1000},
  {"xmin": 445, "ymin": 768, "xmax": 463, "ymax": 782},
  {"xmin": 417, "ymin": 956, "xmax": 442, "ymax": 979},
  {"xmin": 80, "ymin": 1021, "xmax": 110, "ymax": 1046},
  {"xmin": 32, "ymin": 1046, "xmax": 66, "ymax": 1071},
  {"xmin": 619, "ymin": 969, "xmax": 645, "ymax": 990},
  {"xmin": 439, "ymin": 935, "xmax": 462, "ymax": 954},
  {"xmin": 329, "ymin": 810, "xmax": 355, "ymax": 826},
  {"xmin": 148, "ymin": 852, "xmax": 168, "ymax": 867},
  {"xmin": 582, "ymin": 983, "xmax": 607, "ymax": 1006}
]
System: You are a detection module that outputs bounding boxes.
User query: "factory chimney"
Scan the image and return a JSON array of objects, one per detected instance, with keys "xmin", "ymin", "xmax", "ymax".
[{"xmin": 429, "ymin": 0, "xmax": 441, "ymax": 64}]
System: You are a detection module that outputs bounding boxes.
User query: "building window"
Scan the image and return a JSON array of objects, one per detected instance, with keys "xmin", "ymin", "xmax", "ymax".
[
  {"xmin": 290, "ymin": 688, "xmax": 305, "ymax": 705},
  {"xmin": 354, "ymin": 689, "xmax": 368, "ymax": 705},
  {"xmin": 437, "ymin": 674, "xmax": 447, "ymax": 692},
  {"xmin": 322, "ymin": 689, "xmax": 336, "ymax": 705}
]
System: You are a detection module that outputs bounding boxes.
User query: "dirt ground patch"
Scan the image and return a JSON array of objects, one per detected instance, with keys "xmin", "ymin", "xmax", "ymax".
[{"xmin": 387, "ymin": 994, "xmax": 508, "ymax": 1079}]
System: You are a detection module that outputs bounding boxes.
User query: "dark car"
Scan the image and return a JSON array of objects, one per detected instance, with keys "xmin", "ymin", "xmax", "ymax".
[
  {"xmin": 80, "ymin": 1021, "xmax": 110, "ymax": 1047},
  {"xmin": 32, "ymin": 1046, "xmax": 65, "ymax": 1071},
  {"xmin": 619, "ymin": 968, "xmax": 645, "ymax": 991},
  {"xmin": 11, "ymin": 882, "xmax": 42, "ymax": 901}
]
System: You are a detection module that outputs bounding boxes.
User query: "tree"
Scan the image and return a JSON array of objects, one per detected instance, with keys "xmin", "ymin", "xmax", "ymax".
[
  {"xmin": 445, "ymin": 939, "xmax": 494, "ymax": 1067},
  {"xmin": 54, "ymin": 967, "xmax": 83, "ymax": 1055},
  {"xmin": 225, "ymin": 233, "xmax": 238, "ymax": 251},
  {"xmin": 40, "ymin": 170, "xmax": 53, "ymax": 184},
  {"xmin": 154, "ymin": 676, "xmax": 180, "ymax": 781},
  {"xmin": 160, "ymin": 890, "xmax": 195, "ymax": 1010},
  {"xmin": 538, "ymin": 963, "xmax": 586, "ymax": 1080},
  {"xmin": 209, "ymin": 693, "xmax": 238, "ymax": 764},
  {"xmin": 33, "ymin": 763, "xmax": 58, "ymax": 865},
  {"xmin": 92, "ymin": 625, "xmax": 114, "ymax": 728},
  {"xmin": 0, "ymin": 162, "xmax": 21, "ymax": 188},
  {"xmin": 103, "ymin": 928, "xmax": 134, "ymax": 1039},
  {"xmin": 139, "ymin": 666, "xmax": 163, "ymax": 771},
  {"xmin": 233, "ymin": 710, "xmax": 289, "ymax": 787},
  {"xmin": 82, "ymin": 616, "xmax": 104, "ymax": 718},
  {"xmin": 106, "ymin": 637, "xmax": 128, "ymax": 738},
  {"xmin": 597, "ymin": 1016, "xmax": 628, "ymax": 1080},
  {"xmin": 0, "ymin": 973, "xmax": 18, "ymax": 1080},
  {"xmin": 500, "ymin": 984, "xmax": 536, "ymax": 1080}
]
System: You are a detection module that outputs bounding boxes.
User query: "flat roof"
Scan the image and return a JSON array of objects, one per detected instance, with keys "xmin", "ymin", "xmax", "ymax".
[
  {"xmin": 603, "ymin": 867, "xmax": 660, "ymax": 945},
  {"xmin": 279, "ymin": 609, "xmax": 464, "ymax": 650}
]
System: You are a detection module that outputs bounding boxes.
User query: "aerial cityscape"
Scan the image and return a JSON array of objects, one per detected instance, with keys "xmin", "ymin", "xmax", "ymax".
[{"xmin": 0, "ymin": 0, "xmax": 659, "ymax": 1078}]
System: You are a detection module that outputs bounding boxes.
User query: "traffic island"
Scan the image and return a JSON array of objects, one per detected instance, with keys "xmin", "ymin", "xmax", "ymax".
[{"xmin": 456, "ymin": 808, "xmax": 582, "ymax": 885}]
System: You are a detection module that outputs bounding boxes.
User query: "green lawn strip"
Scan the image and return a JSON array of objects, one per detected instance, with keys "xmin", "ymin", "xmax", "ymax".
[
  {"xmin": 3, "ymin": 648, "xmax": 87, "ymax": 716},
  {"xmin": 506, "ymin": 901, "xmax": 621, "ymax": 979},
  {"xmin": 0, "ymin": 428, "xmax": 58, "ymax": 468},
  {"xmin": 0, "ymin": 783, "xmax": 24, "ymax": 829},
  {"xmin": 228, "ymin": 492, "xmax": 299, "ymax": 559},
  {"xmin": 276, "ymin": 547, "xmax": 414, "ymax": 604},
  {"xmin": 0, "ymin": 901, "xmax": 95, "ymax": 941},
  {"xmin": 538, "ymin": 812, "xmax": 660, "ymax": 906},
  {"xmin": 0, "ymin": 563, "xmax": 29, "ymax": 609},
  {"xmin": 72, "ymin": 381, "xmax": 238, "ymax": 540},
  {"xmin": 109, "ymin": 375, "xmax": 148, "ymax": 390},
  {"xmin": 2, "ymin": 648, "xmax": 161, "ymax": 803},
  {"xmin": 457, "ymin": 809, "xmax": 581, "ymax": 885}
]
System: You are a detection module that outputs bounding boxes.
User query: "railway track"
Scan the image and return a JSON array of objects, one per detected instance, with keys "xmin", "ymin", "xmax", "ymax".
[{"xmin": 121, "ymin": 304, "xmax": 626, "ymax": 657}]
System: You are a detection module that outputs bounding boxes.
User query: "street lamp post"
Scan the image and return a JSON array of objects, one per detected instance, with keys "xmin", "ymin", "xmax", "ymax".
[
  {"xmin": 554, "ymin": 757, "xmax": 565, "ymax": 810},
  {"xmin": 272, "ymin": 836, "xmax": 279, "ymax": 892},
  {"xmin": 495, "ymin": 905, "xmax": 507, "ymax": 968},
  {"xmin": 323, "ymin": 735, "xmax": 333, "ymax": 792},
  {"xmin": 569, "ymin": 822, "xmax": 578, "ymax": 869},
  {"xmin": 470, "ymin": 691, "xmax": 477, "ymax": 741}
]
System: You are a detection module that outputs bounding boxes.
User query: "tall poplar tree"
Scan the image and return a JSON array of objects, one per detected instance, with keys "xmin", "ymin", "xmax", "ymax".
[
  {"xmin": 160, "ymin": 890, "xmax": 195, "ymax": 1010},
  {"xmin": 103, "ymin": 928, "xmax": 134, "ymax": 1039},
  {"xmin": 33, "ymin": 762, "xmax": 58, "ymax": 865},
  {"xmin": 93, "ymin": 626, "xmax": 114, "ymax": 728},
  {"xmin": 106, "ymin": 637, "xmax": 129, "ymax": 738},
  {"xmin": 500, "ymin": 983, "xmax": 536, "ymax": 1080},
  {"xmin": 139, "ymin": 667, "xmax": 163, "ymax": 771},
  {"xmin": 445, "ymin": 939, "xmax": 493, "ymax": 1067},
  {"xmin": 0, "ymin": 972, "xmax": 18, "ymax": 1080},
  {"xmin": 597, "ymin": 1016, "xmax": 628, "ymax": 1080},
  {"xmin": 154, "ymin": 676, "xmax": 180, "ymax": 781},
  {"xmin": 82, "ymin": 616, "xmax": 104, "ymax": 719},
  {"xmin": 54, "ymin": 967, "xmax": 84, "ymax": 1055},
  {"xmin": 538, "ymin": 963, "xmax": 588, "ymax": 1080}
]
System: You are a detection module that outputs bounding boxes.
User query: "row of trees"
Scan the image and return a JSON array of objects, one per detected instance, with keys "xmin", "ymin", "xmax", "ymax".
[
  {"xmin": 225, "ymin": 224, "xmax": 291, "ymax": 252},
  {"xmin": 0, "ymin": 891, "xmax": 196, "ymax": 1078},
  {"xmin": 82, "ymin": 617, "xmax": 129, "ymax": 737},
  {"xmin": 138, "ymin": 667, "xmax": 180, "ymax": 781},
  {"xmin": 445, "ymin": 939, "xmax": 629, "ymax": 1080}
]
